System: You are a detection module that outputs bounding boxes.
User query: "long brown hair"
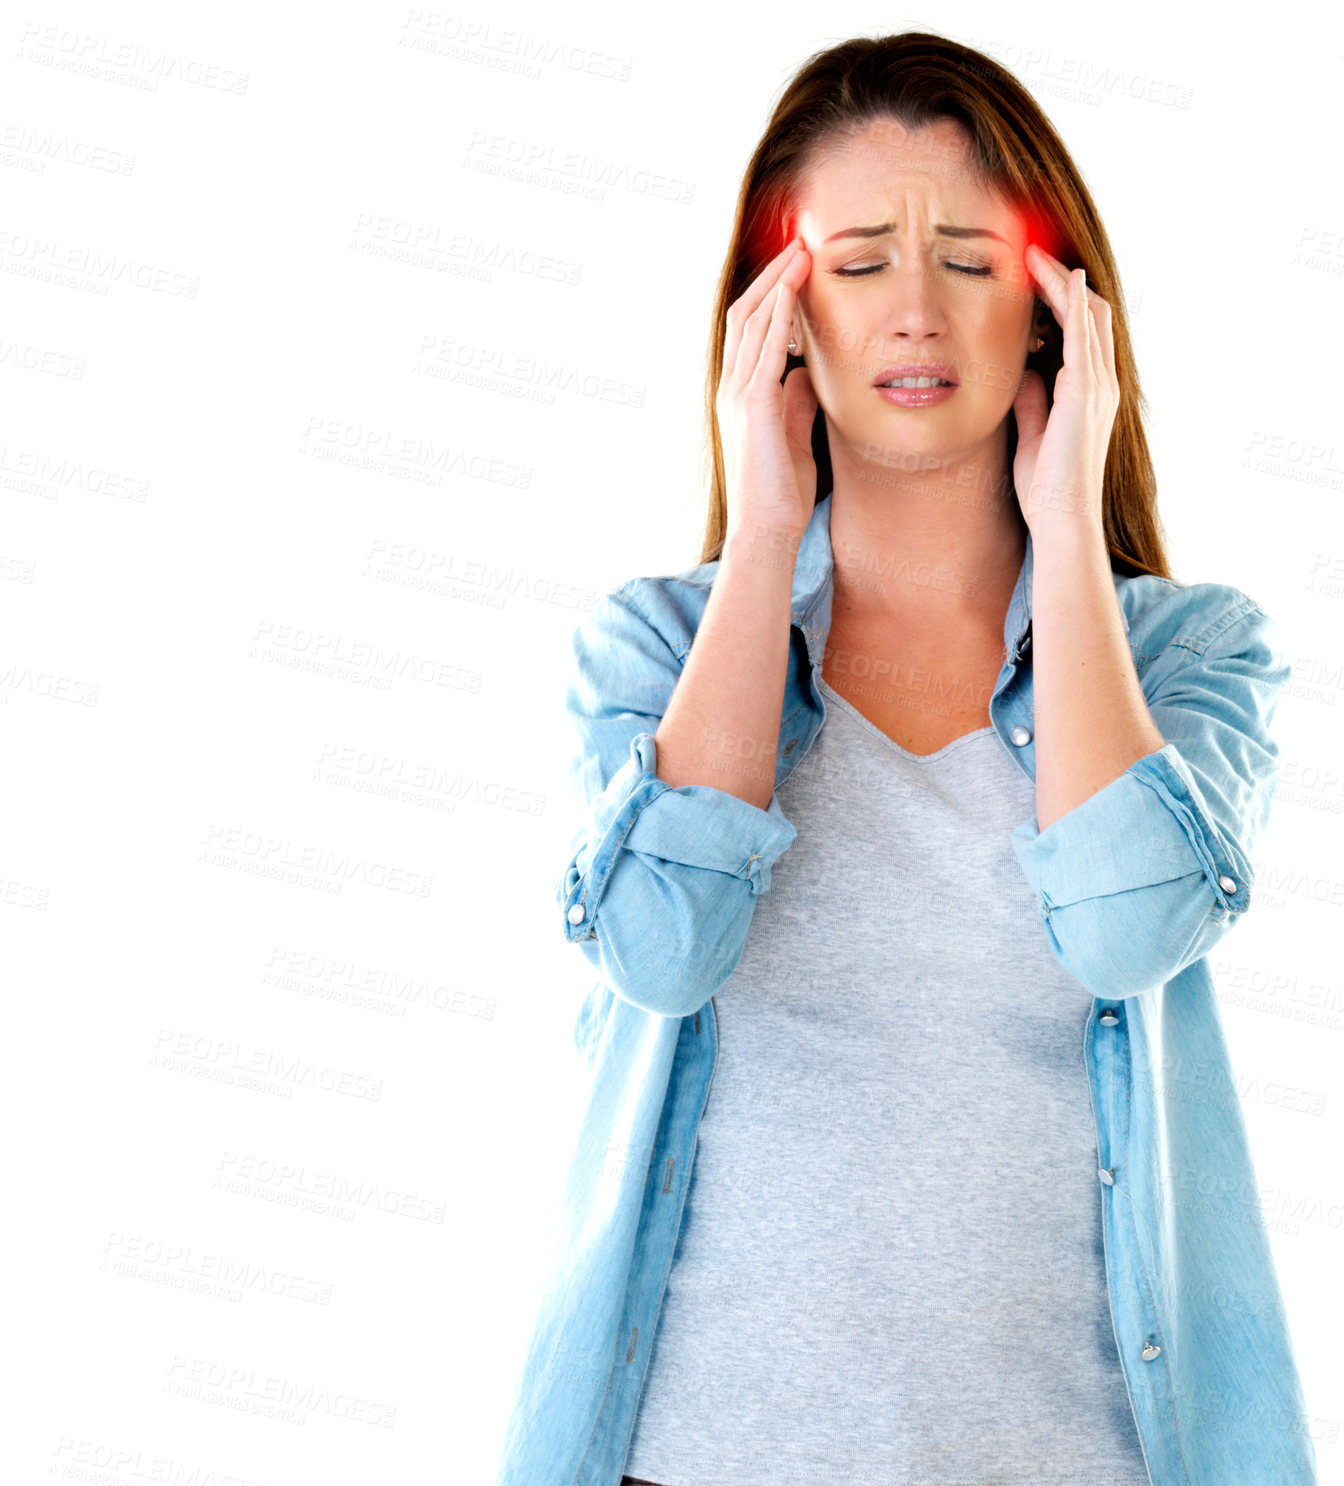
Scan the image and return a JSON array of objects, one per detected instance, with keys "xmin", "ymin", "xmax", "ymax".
[{"xmin": 696, "ymin": 30, "xmax": 1170, "ymax": 581}]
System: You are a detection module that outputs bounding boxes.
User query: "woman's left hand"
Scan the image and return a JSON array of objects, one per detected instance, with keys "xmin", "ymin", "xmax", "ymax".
[{"xmin": 1011, "ymin": 243, "xmax": 1120, "ymax": 534}]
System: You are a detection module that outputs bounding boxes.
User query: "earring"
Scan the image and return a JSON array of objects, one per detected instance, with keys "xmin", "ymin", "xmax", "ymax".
[
  {"xmin": 788, "ymin": 339, "xmax": 799, "ymax": 355},
  {"xmin": 1031, "ymin": 336, "xmax": 1044, "ymax": 351}
]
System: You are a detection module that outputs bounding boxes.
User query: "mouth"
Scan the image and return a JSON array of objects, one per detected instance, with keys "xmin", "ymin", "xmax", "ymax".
[{"xmin": 872, "ymin": 362, "xmax": 959, "ymax": 388}]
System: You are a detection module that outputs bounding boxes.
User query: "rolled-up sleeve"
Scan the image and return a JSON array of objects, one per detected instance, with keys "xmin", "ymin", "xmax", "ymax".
[
  {"xmin": 557, "ymin": 586, "xmax": 798, "ymax": 1017},
  {"xmin": 1011, "ymin": 593, "xmax": 1291, "ymax": 1000}
]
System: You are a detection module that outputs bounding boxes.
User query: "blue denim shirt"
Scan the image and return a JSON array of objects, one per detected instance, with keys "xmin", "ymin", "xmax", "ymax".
[{"xmin": 497, "ymin": 490, "xmax": 1317, "ymax": 1486}]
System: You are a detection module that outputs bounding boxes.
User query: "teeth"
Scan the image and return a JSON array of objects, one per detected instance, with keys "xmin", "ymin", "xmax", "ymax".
[{"xmin": 881, "ymin": 376, "xmax": 951, "ymax": 388}]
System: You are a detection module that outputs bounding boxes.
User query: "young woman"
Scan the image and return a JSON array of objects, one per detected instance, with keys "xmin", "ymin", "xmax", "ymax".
[{"xmin": 498, "ymin": 32, "xmax": 1316, "ymax": 1486}]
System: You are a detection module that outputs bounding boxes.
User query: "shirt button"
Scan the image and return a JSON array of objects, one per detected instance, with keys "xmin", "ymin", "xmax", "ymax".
[
  {"xmin": 1141, "ymin": 1342, "xmax": 1162, "ymax": 1361},
  {"xmin": 1218, "ymin": 874, "xmax": 1238, "ymax": 894},
  {"xmin": 1009, "ymin": 724, "xmax": 1032, "ymax": 746},
  {"xmin": 567, "ymin": 903, "xmax": 586, "ymax": 925},
  {"xmin": 1099, "ymin": 1009, "xmax": 1120, "ymax": 1026},
  {"xmin": 1098, "ymin": 1167, "xmax": 1115, "ymax": 1186}
]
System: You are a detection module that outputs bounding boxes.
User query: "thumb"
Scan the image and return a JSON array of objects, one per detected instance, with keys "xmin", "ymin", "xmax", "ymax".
[
  {"xmin": 1012, "ymin": 366, "xmax": 1048, "ymax": 445},
  {"xmin": 782, "ymin": 364, "xmax": 819, "ymax": 457}
]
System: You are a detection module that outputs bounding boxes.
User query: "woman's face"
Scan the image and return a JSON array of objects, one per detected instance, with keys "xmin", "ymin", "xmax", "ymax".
[{"xmin": 790, "ymin": 116, "xmax": 1042, "ymax": 480}]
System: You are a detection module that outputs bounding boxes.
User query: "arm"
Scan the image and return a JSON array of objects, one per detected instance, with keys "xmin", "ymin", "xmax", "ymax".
[
  {"xmin": 1011, "ymin": 588, "xmax": 1291, "ymax": 1000},
  {"xmin": 558, "ymin": 532, "xmax": 803, "ymax": 1018},
  {"xmin": 1029, "ymin": 520, "xmax": 1167, "ymax": 833}
]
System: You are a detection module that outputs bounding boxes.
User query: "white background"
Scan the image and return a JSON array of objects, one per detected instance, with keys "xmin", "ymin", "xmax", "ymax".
[{"xmin": 4, "ymin": 3, "xmax": 1342, "ymax": 1483}]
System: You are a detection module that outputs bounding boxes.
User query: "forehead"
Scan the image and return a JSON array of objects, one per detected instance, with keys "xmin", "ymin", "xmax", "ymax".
[{"xmin": 793, "ymin": 117, "xmax": 1021, "ymax": 242}]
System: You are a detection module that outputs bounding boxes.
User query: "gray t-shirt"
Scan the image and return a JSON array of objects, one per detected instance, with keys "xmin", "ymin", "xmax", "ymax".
[{"xmin": 623, "ymin": 675, "xmax": 1152, "ymax": 1486}]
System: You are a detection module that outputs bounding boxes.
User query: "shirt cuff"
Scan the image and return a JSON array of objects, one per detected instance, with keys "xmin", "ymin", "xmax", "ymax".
[
  {"xmin": 561, "ymin": 731, "xmax": 798, "ymax": 943},
  {"xmin": 1011, "ymin": 741, "xmax": 1249, "ymax": 916}
]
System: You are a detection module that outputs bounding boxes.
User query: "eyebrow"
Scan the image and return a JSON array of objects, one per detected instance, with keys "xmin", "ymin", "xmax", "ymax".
[{"xmin": 821, "ymin": 222, "xmax": 1011, "ymax": 246}]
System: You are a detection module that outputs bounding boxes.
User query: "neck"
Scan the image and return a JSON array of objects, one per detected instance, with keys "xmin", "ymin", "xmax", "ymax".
[{"xmin": 825, "ymin": 441, "xmax": 1028, "ymax": 632}]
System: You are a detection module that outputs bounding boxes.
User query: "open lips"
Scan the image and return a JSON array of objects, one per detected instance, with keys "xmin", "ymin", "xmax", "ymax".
[{"xmin": 872, "ymin": 362, "xmax": 958, "ymax": 387}]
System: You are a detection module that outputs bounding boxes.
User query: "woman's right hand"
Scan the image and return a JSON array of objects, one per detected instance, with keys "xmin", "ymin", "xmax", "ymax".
[{"xmin": 716, "ymin": 236, "xmax": 819, "ymax": 545}]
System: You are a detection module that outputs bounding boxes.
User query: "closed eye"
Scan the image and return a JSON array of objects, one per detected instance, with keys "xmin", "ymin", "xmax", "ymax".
[{"xmin": 833, "ymin": 261, "xmax": 995, "ymax": 279}]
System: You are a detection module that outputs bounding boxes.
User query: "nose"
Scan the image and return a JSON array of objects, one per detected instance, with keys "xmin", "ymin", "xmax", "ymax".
[{"xmin": 884, "ymin": 264, "xmax": 948, "ymax": 341}]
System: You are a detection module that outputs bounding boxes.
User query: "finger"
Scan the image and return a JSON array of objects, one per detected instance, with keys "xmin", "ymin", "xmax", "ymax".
[
  {"xmin": 1083, "ymin": 285, "xmax": 1106, "ymax": 388},
  {"xmin": 1012, "ymin": 365, "xmax": 1048, "ymax": 443},
  {"xmin": 1038, "ymin": 243, "xmax": 1113, "ymax": 391},
  {"xmin": 1065, "ymin": 266, "xmax": 1090, "ymax": 377},
  {"xmin": 1073, "ymin": 271, "xmax": 1107, "ymax": 393},
  {"xmin": 1025, "ymin": 243, "xmax": 1070, "ymax": 327},
  {"xmin": 733, "ymin": 279, "xmax": 784, "ymax": 390},
  {"xmin": 782, "ymin": 363, "xmax": 819, "ymax": 453},
  {"xmin": 736, "ymin": 275, "xmax": 792, "ymax": 393},
  {"xmin": 1036, "ymin": 247, "xmax": 1113, "ymax": 389},
  {"xmin": 724, "ymin": 239, "xmax": 804, "ymax": 381},
  {"xmin": 762, "ymin": 272, "xmax": 797, "ymax": 384},
  {"xmin": 732, "ymin": 249, "xmax": 809, "ymax": 391},
  {"xmin": 1085, "ymin": 290, "xmax": 1117, "ymax": 388}
]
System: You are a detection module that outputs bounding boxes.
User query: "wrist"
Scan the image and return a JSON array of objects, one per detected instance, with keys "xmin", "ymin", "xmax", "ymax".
[
  {"xmin": 722, "ymin": 519, "xmax": 805, "ymax": 576},
  {"xmin": 1021, "ymin": 485, "xmax": 1105, "ymax": 542}
]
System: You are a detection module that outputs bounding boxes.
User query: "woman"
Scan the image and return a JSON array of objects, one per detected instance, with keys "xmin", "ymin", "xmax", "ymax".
[{"xmin": 497, "ymin": 32, "xmax": 1316, "ymax": 1486}]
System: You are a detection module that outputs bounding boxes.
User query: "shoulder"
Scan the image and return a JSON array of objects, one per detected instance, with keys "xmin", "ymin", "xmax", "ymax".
[
  {"xmin": 579, "ymin": 559, "xmax": 721, "ymax": 664},
  {"xmin": 1115, "ymin": 569, "xmax": 1287, "ymax": 678}
]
